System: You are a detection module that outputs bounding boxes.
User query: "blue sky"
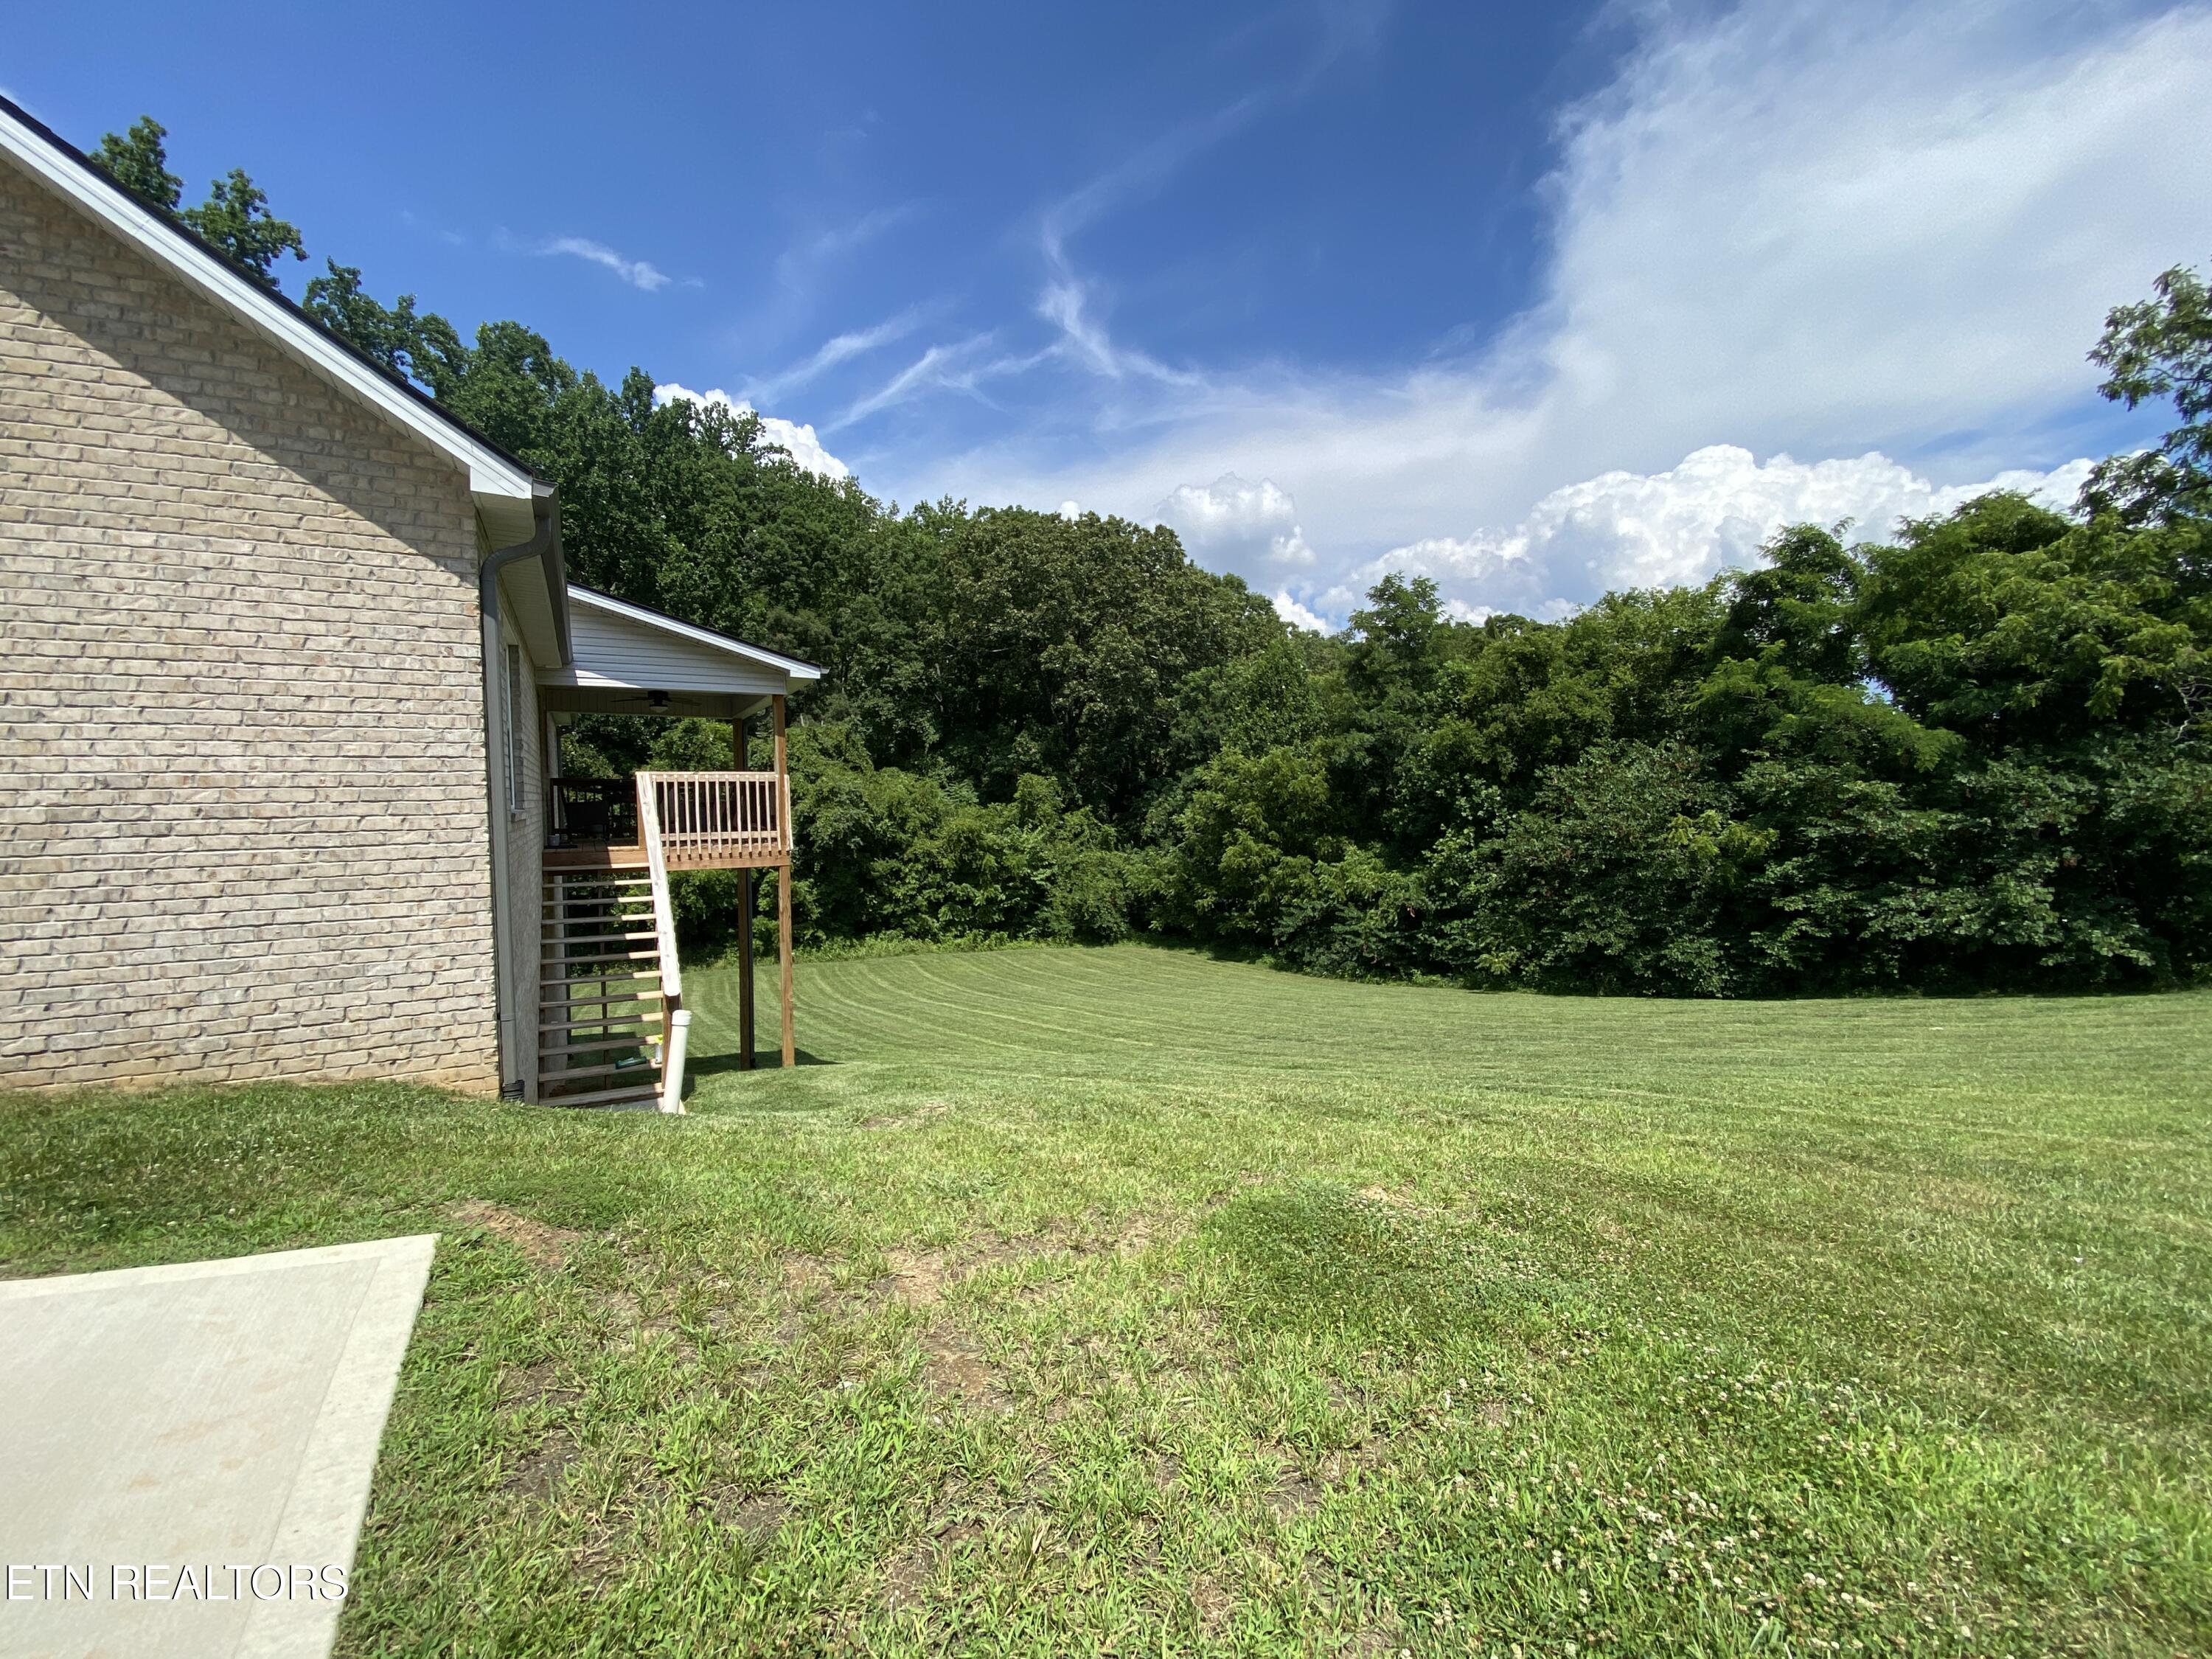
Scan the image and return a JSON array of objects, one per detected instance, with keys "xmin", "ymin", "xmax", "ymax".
[{"xmin": 10, "ymin": 1, "xmax": 2212, "ymax": 625}]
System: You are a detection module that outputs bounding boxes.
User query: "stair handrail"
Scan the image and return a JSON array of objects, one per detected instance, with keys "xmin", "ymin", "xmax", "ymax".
[{"xmin": 634, "ymin": 773, "xmax": 683, "ymax": 1008}]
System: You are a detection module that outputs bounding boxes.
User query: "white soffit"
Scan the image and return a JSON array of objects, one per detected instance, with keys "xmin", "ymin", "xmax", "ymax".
[
  {"xmin": 564, "ymin": 585, "xmax": 822, "ymax": 684},
  {"xmin": 0, "ymin": 100, "xmax": 542, "ymax": 544}
]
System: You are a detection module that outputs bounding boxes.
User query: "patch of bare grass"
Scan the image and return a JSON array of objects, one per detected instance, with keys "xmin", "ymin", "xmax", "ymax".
[
  {"xmin": 450, "ymin": 1199, "xmax": 583, "ymax": 1270},
  {"xmin": 920, "ymin": 1326, "xmax": 1012, "ymax": 1411},
  {"xmin": 1192, "ymin": 1572, "xmax": 1234, "ymax": 1638},
  {"xmin": 712, "ymin": 1488, "xmax": 791, "ymax": 1537},
  {"xmin": 499, "ymin": 1359, "xmax": 580, "ymax": 1412},
  {"xmin": 881, "ymin": 1539, "xmax": 937, "ymax": 1612},
  {"xmin": 504, "ymin": 1433, "xmax": 577, "ymax": 1500}
]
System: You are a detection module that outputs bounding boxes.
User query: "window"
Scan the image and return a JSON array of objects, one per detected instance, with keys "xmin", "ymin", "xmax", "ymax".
[{"xmin": 504, "ymin": 643, "xmax": 524, "ymax": 815}]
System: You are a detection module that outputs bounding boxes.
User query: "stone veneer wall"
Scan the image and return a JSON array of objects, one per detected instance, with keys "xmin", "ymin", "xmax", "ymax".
[{"xmin": 0, "ymin": 150, "xmax": 502, "ymax": 1093}]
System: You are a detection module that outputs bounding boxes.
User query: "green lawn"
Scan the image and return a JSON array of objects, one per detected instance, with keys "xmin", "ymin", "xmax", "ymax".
[{"xmin": 4, "ymin": 946, "xmax": 2209, "ymax": 1657}]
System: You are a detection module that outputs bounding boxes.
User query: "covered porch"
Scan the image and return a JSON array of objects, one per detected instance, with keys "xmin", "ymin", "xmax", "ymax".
[{"xmin": 531, "ymin": 585, "xmax": 818, "ymax": 1108}]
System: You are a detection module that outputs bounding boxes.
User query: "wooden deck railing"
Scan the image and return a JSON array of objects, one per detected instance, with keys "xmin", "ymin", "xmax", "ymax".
[
  {"xmin": 637, "ymin": 771, "xmax": 788, "ymax": 869},
  {"xmin": 547, "ymin": 776, "xmax": 639, "ymax": 847}
]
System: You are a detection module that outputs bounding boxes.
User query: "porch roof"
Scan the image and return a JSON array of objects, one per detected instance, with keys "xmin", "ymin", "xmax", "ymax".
[{"xmin": 537, "ymin": 585, "xmax": 822, "ymax": 720}]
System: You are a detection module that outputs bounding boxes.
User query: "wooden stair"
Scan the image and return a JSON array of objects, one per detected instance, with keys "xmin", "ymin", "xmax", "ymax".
[{"xmin": 538, "ymin": 870, "xmax": 665, "ymax": 1108}]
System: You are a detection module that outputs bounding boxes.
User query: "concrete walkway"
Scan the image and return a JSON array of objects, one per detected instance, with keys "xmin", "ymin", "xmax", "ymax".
[{"xmin": 0, "ymin": 1236, "xmax": 436, "ymax": 1659}]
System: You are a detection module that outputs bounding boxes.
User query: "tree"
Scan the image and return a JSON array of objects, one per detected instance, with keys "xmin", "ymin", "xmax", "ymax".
[
  {"xmin": 180, "ymin": 169, "xmax": 306, "ymax": 286},
  {"xmin": 2084, "ymin": 261, "xmax": 2212, "ymax": 521},
  {"xmin": 303, "ymin": 260, "xmax": 448, "ymax": 383},
  {"xmin": 89, "ymin": 116, "xmax": 306, "ymax": 288},
  {"xmin": 1858, "ymin": 493, "xmax": 2206, "ymax": 752},
  {"xmin": 89, "ymin": 116, "xmax": 181, "ymax": 211}
]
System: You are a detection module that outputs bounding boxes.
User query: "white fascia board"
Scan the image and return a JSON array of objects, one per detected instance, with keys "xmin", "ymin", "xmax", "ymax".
[
  {"xmin": 566, "ymin": 585, "xmax": 823, "ymax": 681},
  {"xmin": 0, "ymin": 105, "xmax": 540, "ymax": 526}
]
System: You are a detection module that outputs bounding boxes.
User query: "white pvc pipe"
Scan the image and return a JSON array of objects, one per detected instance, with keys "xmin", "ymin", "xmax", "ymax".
[{"xmin": 660, "ymin": 1009, "xmax": 692, "ymax": 1115}]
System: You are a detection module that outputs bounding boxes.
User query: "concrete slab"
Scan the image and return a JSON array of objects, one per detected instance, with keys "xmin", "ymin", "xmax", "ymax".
[{"xmin": 0, "ymin": 1236, "xmax": 436, "ymax": 1659}]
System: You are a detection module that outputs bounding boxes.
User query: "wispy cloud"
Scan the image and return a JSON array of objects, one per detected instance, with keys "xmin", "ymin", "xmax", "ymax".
[
  {"xmin": 1034, "ymin": 251, "xmax": 1208, "ymax": 389},
  {"xmin": 826, "ymin": 11, "xmax": 1370, "ymax": 428},
  {"xmin": 832, "ymin": 334, "xmax": 1013, "ymax": 428},
  {"xmin": 748, "ymin": 310, "xmax": 925, "ymax": 403},
  {"xmin": 534, "ymin": 234, "xmax": 672, "ymax": 292},
  {"xmin": 774, "ymin": 202, "xmax": 927, "ymax": 291},
  {"xmin": 1026, "ymin": 94, "xmax": 1267, "ymax": 390}
]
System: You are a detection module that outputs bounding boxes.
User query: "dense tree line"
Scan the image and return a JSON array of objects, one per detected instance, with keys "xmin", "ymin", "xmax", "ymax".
[{"xmin": 94, "ymin": 119, "xmax": 2212, "ymax": 992}]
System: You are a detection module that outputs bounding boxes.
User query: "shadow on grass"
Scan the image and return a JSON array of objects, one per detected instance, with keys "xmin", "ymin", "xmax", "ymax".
[{"xmin": 686, "ymin": 1048, "xmax": 835, "ymax": 1078}]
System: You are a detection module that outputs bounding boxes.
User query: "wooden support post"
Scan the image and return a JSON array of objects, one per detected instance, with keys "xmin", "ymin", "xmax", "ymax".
[
  {"xmin": 734, "ymin": 712, "xmax": 756, "ymax": 1070},
  {"xmin": 773, "ymin": 694, "xmax": 796, "ymax": 1068}
]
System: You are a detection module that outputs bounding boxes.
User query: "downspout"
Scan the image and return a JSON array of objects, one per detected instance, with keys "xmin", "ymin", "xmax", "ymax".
[{"xmin": 479, "ymin": 488, "xmax": 560, "ymax": 1099}]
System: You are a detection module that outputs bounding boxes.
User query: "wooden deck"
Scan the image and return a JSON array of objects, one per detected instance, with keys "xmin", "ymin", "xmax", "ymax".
[
  {"xmin": 543, "ymin": 844, "xmax": 651, "ymax": 872},
  {"xmin": 546, "ymin": 771, "xmax": 790, "ymax": 872}
]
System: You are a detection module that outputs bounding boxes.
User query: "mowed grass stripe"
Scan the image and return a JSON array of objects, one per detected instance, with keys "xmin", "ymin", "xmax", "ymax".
[{"xmin": 3, "ymin": 947, "xmax": 2205, "ymax": 1655}]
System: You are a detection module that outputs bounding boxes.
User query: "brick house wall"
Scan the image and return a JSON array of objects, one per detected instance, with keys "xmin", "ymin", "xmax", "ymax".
[{"xmin": 0, "ymin": 150, "xmax": 504, "ymax": 1093}]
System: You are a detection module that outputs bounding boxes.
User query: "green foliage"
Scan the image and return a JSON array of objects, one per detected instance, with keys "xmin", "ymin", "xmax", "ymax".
[
  {"xmin": 1452, "ymin": 742, "xmax": 1772, "ymax": 996},
  {"xmin": 2087, "ymin": 260, "xmax": 2212, "ymax": 521},
  {"xmin": 104, "ymin": 113, "xmax": 2212, "ymax": 995},
  {"xmin": 178, "ymin": 168, "xmax": 306, "ymax": 285},
  {"xmin": 88, "ymin": 116, "xmax": 182, "ymax": 210},
  {"xmin": 90, "ymin": 115, "xmax": 307, "ymax": 288},
  {"xmin": 1860, "ymin": 494, "xmax": 2209, "ymax": 744},
  {"xmin": 302, "ymin": 260, "xmax": 448, "ymax": 381},
  {"xmin": 913, "ymin": 506, "xmax": 1281, "ymax": 816},
  {"xmin": 786, "ymin": 725, "xmax": 1138, "ymax": 950}
]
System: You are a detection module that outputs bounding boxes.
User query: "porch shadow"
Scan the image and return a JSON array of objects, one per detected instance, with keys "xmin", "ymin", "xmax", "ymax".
[{"xmin": 686, "ymin": 1048, "xmax": 835, "ymax": 1078}]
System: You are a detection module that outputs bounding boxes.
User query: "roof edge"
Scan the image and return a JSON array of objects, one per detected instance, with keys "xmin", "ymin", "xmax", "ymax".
[{"xmin": 0, "ymin": 93, "xmax": 546, "ymax": 511}]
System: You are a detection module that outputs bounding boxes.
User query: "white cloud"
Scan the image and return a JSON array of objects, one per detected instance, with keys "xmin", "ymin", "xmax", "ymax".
[
  {"xmin": 831, "ymin": 334, "xmax": 1055, "ymax": 429},
  {"xmin": 874, "ymin": 0, "xmax": 2212, "ymax": 612},
  {"xmin": 1318, "ymin": 443, "xmax": 2095, "ymax": 620},
  {"xmin": 1027, "ymin": 97, "xmax": 1253, "ymax": 391},
  {"xmin": 774, "ymin": 204, "xmax": 925, "ymax": 290},
  {"xmin": 1272, "ymin": 591, "xmax": 1332, "ymax": 633},
  {"xmin": 537, "ymin": 235, "xmax": 671, "ymax": 292},
  {"xmin": 1036, "ymin": 256, "xmax": 1206, "ymax": 389},
  {"xmin": 757, "ymin": 416, "xmax": 850, "ymax": 481},
  {"xmin": 1157, "ymin": 474, "xmax": 1318, "ymax": 577},
  {"xmin": 835, "ymin": 338, "xmax": 983, "ymax": 428},
  {"xmin": 748, "ymin": 310, "xmax": 922, "ymax": 403},
  {"xmin": 653, "ymin": 383, "xmax": 851, "ymax": 480}
]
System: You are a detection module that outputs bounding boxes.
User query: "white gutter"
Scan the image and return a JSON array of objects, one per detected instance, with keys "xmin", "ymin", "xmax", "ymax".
[{"xmin": 479, "ymin": 494, "xmax": 558, "ymax": 1098}]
